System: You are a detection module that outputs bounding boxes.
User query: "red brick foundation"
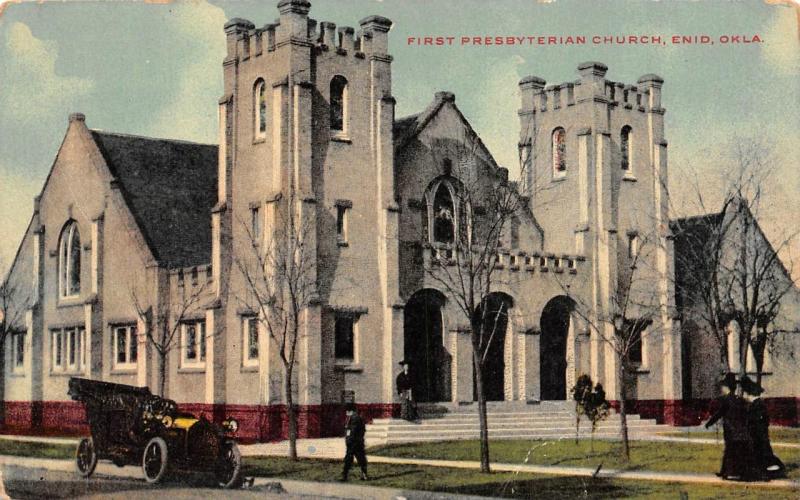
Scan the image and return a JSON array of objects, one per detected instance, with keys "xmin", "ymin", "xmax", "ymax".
[
  {"xmin": 0, "ymin": 401, "xmax": 399, "ymax": 442},
  {"xmin": 3, "ymin": 398, "xmax": 794, "ymax": 439},
  {"xmin": 609, "ymin": 397, "xmax": 800, "ymax": 427}
]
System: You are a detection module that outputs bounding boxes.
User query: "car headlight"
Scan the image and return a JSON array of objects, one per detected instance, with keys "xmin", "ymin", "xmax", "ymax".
[
  {"xmin": 162, "ymin": 415, "xmax": 173, "ymax": 428},
  {"xmin": 223, "ymin": 418, "xmax": 238, "ymax": 433}
]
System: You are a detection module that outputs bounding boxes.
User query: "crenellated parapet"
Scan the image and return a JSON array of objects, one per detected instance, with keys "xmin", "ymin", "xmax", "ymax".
[
  {"xmin": 518, "ymin": 62, "xmax": 665, "ymax": 116},
  {"xmin": 223, "ymin": 4, "xmax": 392, "ymax": 64},
  {"xmin": 423, "ymin": 244, "xmax": 586, "ymax": 276}
]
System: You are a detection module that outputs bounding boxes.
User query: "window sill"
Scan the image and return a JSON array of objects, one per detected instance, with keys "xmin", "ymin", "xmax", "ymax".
[
  {"xmin": 330, "ymin": 134, "xmax": 351, "ymax": 144},
  {"xmin": 622, "ymin": 174, "xmax": 637, "ymax": 182},
  {"xmin": 334, "ymin": 362, "xmax": 362, "ymax": 373},
  {"xmin": 57, "ymin": 298, "xmax": 84, "ymax": 309},
  {"xmin": 110, "ymin": 366, "xmax": 138, "ymax": 375},
  {"xmin": 178, "ymin": 366, "xmax": 206, "ymax": 374},
  {"xmin": 9, "ymin": 370, "xmax": 27, "ymax": 378},
  {"xmin": 253, "ymin": 136, "xmax": 266, "ymax": 145},
  {"xmin": 337, "ymin": 239, "xmax": 349, "ymax": 248},
  {"xmin": 241, "ymin": 364, "xmax": 259, "ymax": 373},
  {"xmin": 50, "ymin": 370, "xmax": 87, "ymax": 377},
  {"xmin": 552, "ymin": 175, "xmax": 567, "ymax": 182}
]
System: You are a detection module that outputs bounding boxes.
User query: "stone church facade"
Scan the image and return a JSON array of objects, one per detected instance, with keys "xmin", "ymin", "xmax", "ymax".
[{"xmin": 3, "ymin": 0, "xmax": 799, "ymax": 441}]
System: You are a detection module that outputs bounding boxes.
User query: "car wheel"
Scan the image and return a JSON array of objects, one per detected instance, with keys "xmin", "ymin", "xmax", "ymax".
[
  {"xmin": 142, "ymin": 437, "xmax": 169, "ymax": 484},
  {"xmin": 216, "ymin": 443, "xmax": 243, "ymax": 489},
  {"xmin": 75, "ymin": 437, "xmax": 97, "ymax": 478}
]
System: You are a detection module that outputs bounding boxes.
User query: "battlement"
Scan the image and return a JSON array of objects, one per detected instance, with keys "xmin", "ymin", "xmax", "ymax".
[
  {"xmin": 224, "ymin": 1, "xmax": 392, "ymax": 62},
  {"xmin": 518, "ymin": 62, "xmax": 664, "ymax": 115}
]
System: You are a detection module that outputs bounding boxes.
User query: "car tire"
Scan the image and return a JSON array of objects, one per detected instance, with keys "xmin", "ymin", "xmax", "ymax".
[
  {"xmin": 75, "ymin": 437, "xmax": 97, "ymax": 478},
  {"xmin": 142, "ymin": 437, "xmax": 169, "ymax": 484},
  {"xmin": 216, "ymin": 443, "xmax": 243, "ymax": 489}
]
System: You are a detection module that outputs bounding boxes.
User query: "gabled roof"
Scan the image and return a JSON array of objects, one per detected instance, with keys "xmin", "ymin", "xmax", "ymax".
[
  {"xmin": 90, "ymin": 131, "xmax": 218, "ymax": 269},
  {"xmin": 670, "ymin": 212, "xmax": 725, "ymax": 312}
]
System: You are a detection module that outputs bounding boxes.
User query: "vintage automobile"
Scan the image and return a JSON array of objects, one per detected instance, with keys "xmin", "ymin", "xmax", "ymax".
[{"xmin": 68, "ymin": 377, "xmax": 243, "ymax": 488}]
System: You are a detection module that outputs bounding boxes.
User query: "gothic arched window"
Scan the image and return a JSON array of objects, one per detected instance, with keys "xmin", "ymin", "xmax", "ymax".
[
  {"xmin": 330, "ymin": 75, "xmax": 348, "ymax": 133},
  {"xmin": 433, "ymin": 183, "xmax": 455, "ymax": 244},
  {"xmin": 59, "ymin": 221, "xmax": 81, "ymax": 298},
  {"xmin": 552, "ymin": 127, "xmax": 566, "ymax": 175},
  {"xmin": 254, "ymin": 79, "xmax": 267, "ymax": 139},
  {"xmin": 621, "ymin": 125, "xmax": 632, "ymax": 171}
]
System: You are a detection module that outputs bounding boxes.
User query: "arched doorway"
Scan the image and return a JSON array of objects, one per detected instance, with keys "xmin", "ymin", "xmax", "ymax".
[
  {"xmin": 539, "ymin": 296, "xmax": 575, "ymax": 400},
  {"xmin": 474, "ymin": 292, "xmax": 514, "ymax": 402},
  {"xmin": 403, "ymin": 289, "xmax": 449, "ymax": 402}
]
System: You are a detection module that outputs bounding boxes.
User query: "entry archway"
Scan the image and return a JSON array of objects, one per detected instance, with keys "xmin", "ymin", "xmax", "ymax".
[
  {"xmin": 539, "ymin": 296, "xmax": 576, "ymax": 400},
  {"xmin": 474, "ymin": 292, "xmax": 514, "ymax": 402},
  {"xmin": 403, "ymin": 289, "xmax": 449, "ymax": 402}
]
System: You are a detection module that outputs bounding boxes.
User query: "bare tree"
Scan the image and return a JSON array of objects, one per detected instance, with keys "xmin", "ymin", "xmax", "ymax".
[
  {"xmin": 0, "ymin": 259, "xmax": 29, "ymax": 425},
  {"xmin": 131, "ymin": 276, "xmax": 210, "ymax": 397},
  {"xmin": 420, "ymin": 126, "xmax": 527, "ymax": 473},
  {"xmin": 557, "ymin": 233, "xmax": 663, "ymax": 462},
  {"xmin": 234, "ymin": 190, "xmax": 316, "ymax": 462},
  {"xmin": 672, "ymin": 138, "xmax": 799, "ymax": 389}
]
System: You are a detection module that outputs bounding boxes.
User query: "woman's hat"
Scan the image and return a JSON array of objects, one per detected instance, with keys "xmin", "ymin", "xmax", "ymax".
[
  {"xmin": 718, "ymin": 372, "xmax": 737, "ymax": 391},
  {"xmin": 739, "ymin": 376, "xmax": 764, "ymax": 396}
]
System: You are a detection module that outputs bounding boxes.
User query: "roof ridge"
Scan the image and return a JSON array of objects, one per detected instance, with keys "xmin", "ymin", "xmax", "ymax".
[{"xmin": 90, "ymin": 129, "xmax": 218, "ymax": 148}]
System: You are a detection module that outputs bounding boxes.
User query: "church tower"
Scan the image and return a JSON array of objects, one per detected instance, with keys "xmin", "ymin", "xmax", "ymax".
[
  {"xmin": 213, "ymin": 0, "xmax": 402, "ymax": 434},
  {"xmin": 517, "ymin": 62, "xmax": 680, "ymax": 407}
]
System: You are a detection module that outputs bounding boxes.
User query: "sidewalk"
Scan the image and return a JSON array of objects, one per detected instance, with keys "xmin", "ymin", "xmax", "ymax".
[
  {"xmin": 240, "ymin": 438, "xmax": 799, "ymax": 490},
  {"xmin": 2, "ymin": 434, "xmax": 798, "ymax": 491}
]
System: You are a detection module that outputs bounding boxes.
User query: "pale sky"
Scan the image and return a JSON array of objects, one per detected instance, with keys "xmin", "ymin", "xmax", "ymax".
[{"xmin": 1, "ymin": 0, "xmax": 798, "ymax": 277}]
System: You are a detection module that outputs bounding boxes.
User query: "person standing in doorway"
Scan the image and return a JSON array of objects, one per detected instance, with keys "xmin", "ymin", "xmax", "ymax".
[
  {"xmin": 340, "ymin": 403, "xmax": 368, "ymax": 482},
  {"xmin": 396, "ymin": 360, "xmax": 417, "ymax": 421}
]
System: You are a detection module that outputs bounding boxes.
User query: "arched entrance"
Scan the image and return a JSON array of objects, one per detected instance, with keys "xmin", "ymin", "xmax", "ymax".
[
  {"xmin": 539, "ymin": 296, "xmax": 575, "ymax": 400},
  {"xmin": 403, "ymin": 289, "xmax": 449, "ymax": 402},
  {"xmin": 474, "ymin": 292, "xmax": 514, "ymax": 402}
]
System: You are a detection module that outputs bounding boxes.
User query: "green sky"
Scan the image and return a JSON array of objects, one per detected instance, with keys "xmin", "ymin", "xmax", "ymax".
[{"xmin": 0, "ymin": 0, "xmax": 798, "ymax": 275}]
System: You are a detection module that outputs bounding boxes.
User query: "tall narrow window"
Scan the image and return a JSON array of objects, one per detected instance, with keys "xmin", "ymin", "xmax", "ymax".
[
  {"xmin": 621, "ymin": 125, "xmax": 632, "ymax": 171},
  {"xmin": 251, "ymin": 206, "xmax": 261, "ymax": 242},
  {"xmin": 113, "ymin": 325, "xmax": 138, "ymax": 370},
  {"xmin": 335, "ymin": 200, "xmax": 352, "ymax": 246},
  {"xmin": 552, "ymin": 127, "xmax": 566, "ymax": 175},
  {"xmin": 12, "ymin": 332, "xmax": 24, "ymax": 372},
  {"xmin": 433, "ymin": 183, "xmax": 455, "ymax": 244},
  {"xmin": 243, "ymin": 316, "xmax": 259, "ymax": 367},
  {"xmin": 182, "ymin": 320, "xmax": 206, "ymax": 368},
  {"xmin": 330, "ymin": 75, "xmax": 348, "ymax": 133},
  {"xmin": 628, "ymin": 233, "xmax": 639, "ymax": 259},
  {"xmin": 59, "ymin": 221, "xmax": 81, "ymax": 298},
  {"xmin": 254, "ymin": 80, "xmax": 267, "ymax": 139},
  {"xmin": 334, "ymin": 315, "xmax": 355, "ymax": 361}
]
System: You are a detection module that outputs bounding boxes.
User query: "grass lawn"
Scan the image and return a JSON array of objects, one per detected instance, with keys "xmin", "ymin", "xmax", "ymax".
[
  {"xmin": 245, "ymin": 456, "xmax": 797, "ymax": 499},
  {"xmin": 369, "ymin": 438, "xmax": 800, "ymax": 480},
  {"xmin": 662, "ymin": 427, "xmax": 800, "ymax": 443},
  {"xmin": 0, "ymin": 439, "xmax": 74, "ymax": 460}
]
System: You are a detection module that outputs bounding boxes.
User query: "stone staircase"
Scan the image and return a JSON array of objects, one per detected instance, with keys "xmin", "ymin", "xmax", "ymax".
[{"xmin": 366, "ymin": 401, "xmax": 668, "ymax": 445}]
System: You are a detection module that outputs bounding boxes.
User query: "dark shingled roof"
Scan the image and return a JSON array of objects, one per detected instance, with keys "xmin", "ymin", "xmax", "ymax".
[
  {"xmin": 670, "ymin": 212, "xmax": 724, "ymax": 313},
  {"xmin": 90, "ymin": 131, "xmax": 218, "ymax": 269}
]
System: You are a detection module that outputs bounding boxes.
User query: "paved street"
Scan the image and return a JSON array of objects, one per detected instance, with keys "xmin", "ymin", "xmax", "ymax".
[{"xmin": 0, "ymin": 455, "xmax": 491, "ymax": 500}]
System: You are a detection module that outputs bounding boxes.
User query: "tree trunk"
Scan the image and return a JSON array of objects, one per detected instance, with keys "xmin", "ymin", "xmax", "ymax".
[
  {"xmin": 158, "ymin": 352, "xmax": 167, "ymax": 397},
  {"xmin": 285, "ymin": 363, "xmax": 298, "ymax": 461},
  {"xmin": 575, "ymin": 413, "xmax": 580, "ymax": 445},
  {"xmin": 473, "ymin": 351, "xmax": 491, "ymax": 473},
  {"xmin": 618, "ymin": 363, "xmax": 630, "ymax": 462},
  {"xmin": 0, "ymin": 344, "xmax": 6, "ymax": 427}
]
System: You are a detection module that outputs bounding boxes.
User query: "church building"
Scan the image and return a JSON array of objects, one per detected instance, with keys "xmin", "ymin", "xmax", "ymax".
[{"xmin": 3, "ymin": 0, "xmax": 798, "ymax": 441}]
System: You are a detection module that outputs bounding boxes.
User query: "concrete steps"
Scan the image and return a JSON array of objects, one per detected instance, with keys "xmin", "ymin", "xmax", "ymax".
[{"xmin": 366, "ymin": 401, "xmax": 670, "ymax": 444}]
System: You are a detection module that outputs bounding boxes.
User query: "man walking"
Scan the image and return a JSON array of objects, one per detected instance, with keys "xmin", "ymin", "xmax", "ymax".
[{"xmin": 340, "ymin": 403, "xmax": 368, "ymax": 481}]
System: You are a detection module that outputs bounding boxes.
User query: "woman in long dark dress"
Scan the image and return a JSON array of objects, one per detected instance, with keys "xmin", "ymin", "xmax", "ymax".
[
  {"xmin": 705, "ymin": 374, "xmax": 754, "ymax": 480},
  {"xmin": 742, "ymin": 378, "xmax": 786, "ymax": 479}
]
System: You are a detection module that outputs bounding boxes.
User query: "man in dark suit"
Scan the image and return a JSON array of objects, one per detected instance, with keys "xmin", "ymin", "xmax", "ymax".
[
  {"xmin": 396, "ymin": 360, "xmax": 417, "ymax": 421},
  {"xmin": 340, "ymin": 403, "xmax": 368, "ymax": 481}
]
